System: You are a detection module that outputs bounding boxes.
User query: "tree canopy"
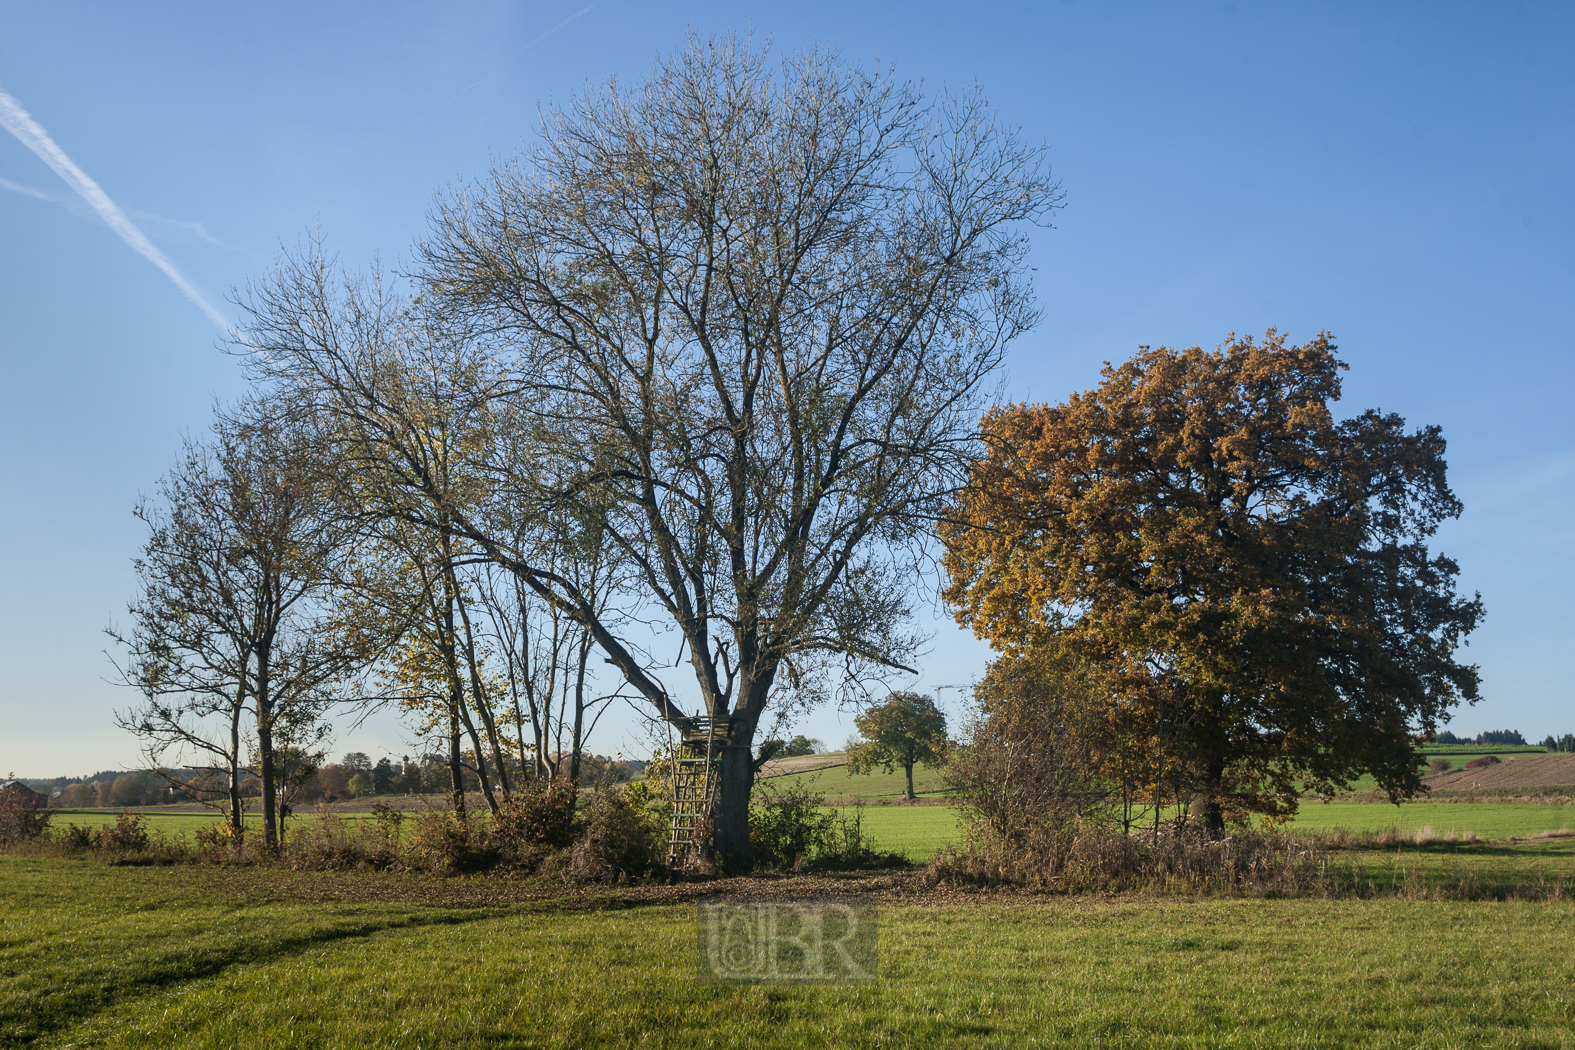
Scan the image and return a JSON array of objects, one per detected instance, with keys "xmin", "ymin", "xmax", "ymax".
[
  {"xmin": 243, "ymin": 35, "xmax": 1059, "ymax": 860},
  {"xmin": 941, "ymin": 331, "xmax": 1484, "ymax": 827}
]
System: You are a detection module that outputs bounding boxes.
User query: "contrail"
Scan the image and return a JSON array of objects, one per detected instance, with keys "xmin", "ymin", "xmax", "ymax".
[
  {"xmin": 0, "ymin": 87, "xmax": 229, "ymax": 330},
  {"xmin": 438, "ymin": 3, "xmax": 598, "ymax": 108},
  {"xmin": 0, "ymin": 176, "xmax": 51, "ymax": 200}
]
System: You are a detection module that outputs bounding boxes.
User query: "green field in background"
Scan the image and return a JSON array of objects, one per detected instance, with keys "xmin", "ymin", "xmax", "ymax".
[
  {"xmin": 1286, "ymin": 801, "xmax": 1575, "ymax": 839},
  {"xmin": 757, "ymin": 755, "xmax": 951, "ymax": 800},
  {"xmin": 51, "ymin": 803, "xmax": 965, "ymax": 861}
]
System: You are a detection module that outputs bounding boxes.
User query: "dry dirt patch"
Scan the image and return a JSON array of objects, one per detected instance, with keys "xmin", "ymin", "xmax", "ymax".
[
  {"xmin": 757, "ymin": 754, "xmax": 847, "ymax": 778},
  {"xmin": 1425, "ymin": 752, "xmax": 1575, "ymax": 790}
]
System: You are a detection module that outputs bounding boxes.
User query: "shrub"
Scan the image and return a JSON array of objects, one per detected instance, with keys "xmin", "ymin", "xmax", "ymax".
[
  {"xmin": 61, "ymin": 823, "xmax": 100, "ymax": 851},
  {"xmin": 99, "ymin": 811, "xmax": 150, "ymax": 852},
  {"xmin": 408, "ymin": 809, "xmax": 501, "ymax": 873},
  {"xmin": 0, "ymin": 780, "xmax": 52, "ymax": 845},
  {"xmin": 1428, "ymin": 757, "xmax": 1454, "ymax": 776},
  {"xmin": 749, "ymin": 779, "xmax": 834, "ymax": 869},
  {"xmin": 1465, "ymin": 755, "xmax": 1502, "ymax": 770},
  {"xmin": 285, "ymin": 805, "xmax": 400, "ymax": 870},
  {"xmin": 570, "ymin": 786, "xmax": 665, "ymax": 882},
  {"xmin": 812, "ymin": 804, "xmax": 894, "ymax": 870},
  {"xmin": 194, "ymin": 820, "xmax": 243, "ymax": 857},
  {"xmin": 491, "ymin": 780, "xmax": 579, "ymax": 852},
  {"xmin": 927, "ymin": 821, "xmax": 1327, "ymax": 895}
]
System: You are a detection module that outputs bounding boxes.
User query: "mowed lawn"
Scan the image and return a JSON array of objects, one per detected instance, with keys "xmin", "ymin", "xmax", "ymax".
[{"xmin": 5, "ymin": 857, "xmax": 1575, "ymax": 1048}]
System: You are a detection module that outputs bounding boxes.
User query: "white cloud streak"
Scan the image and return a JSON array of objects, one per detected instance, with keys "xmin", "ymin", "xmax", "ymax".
[
  {"xmin": 0, "ymin": 87, "xmax": 229, "ymax": 330},
  {"xmin": 0, "ymin": 176, "xmax": 52, "ymax": 200}
]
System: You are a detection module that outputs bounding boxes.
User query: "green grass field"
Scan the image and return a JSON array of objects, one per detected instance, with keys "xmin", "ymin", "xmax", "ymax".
[
  {"xmin": 759, "ymin": 756, "xmax": 951, "ymax": 800},
  {"xmin": 1286, "ymin": 800, "xmax": 1575, "ymax": 839},
  {"xmin": 841, "ymin": 805, "xmax": 961, "ymax": 860},
  {"xmin": 4, "ymin": 857, "xmax": 1575, "ymax": 1048},
  {"xmin": 47, "ymin": 803, "xmax": 964, "ymax": 863}
]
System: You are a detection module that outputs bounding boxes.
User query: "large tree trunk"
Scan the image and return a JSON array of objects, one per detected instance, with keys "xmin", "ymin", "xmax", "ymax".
[
  {"xmin": 228, "ymin": 692, "xmax": 244, "ymax": 844},
  {"xmin": 569, "ymin": 637, "xmax": 589, "ymax": 783},
  {"xmin": 904, "ymin": 760, "xmax": 915, "ymax": 801},
  {"xmin": 1201, "ymin": 756, "xmax": 1227, "ymax": 836},
  {"xmin": 711, "ymin": 735, "xmax": 755, "ymax": 870}
]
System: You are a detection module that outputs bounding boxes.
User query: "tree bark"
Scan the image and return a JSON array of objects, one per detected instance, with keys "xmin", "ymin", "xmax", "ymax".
[
  {"xmin": 904, "ymin": 760, "xmax": 915, "ymax": 801},
  {"xmin": 448, "ymin": 709, "xmax": 466, "ymax": 819},
  {"xmin": 711, "ymin": 732, "xmax": 755, "ymax": 868},
  {"xmin": 228, "ymin": 687, "xmax": 245, "ymax": 844},
  {"xmin": 1201, "ymin": 757, "xmax": 1226, "ymax": 836},
  {"xmin": 258, "ymin": 715, "xmax": 278, "ymax": 851}
]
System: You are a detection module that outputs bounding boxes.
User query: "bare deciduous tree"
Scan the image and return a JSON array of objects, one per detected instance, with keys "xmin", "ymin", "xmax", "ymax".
[
  {"xmin": 113, "ymin": 404, "xmax": 362, "ymax": 850},
  {"xmin": 241, "ymin": 36, "xmax": 1058, "ymax": 861}
]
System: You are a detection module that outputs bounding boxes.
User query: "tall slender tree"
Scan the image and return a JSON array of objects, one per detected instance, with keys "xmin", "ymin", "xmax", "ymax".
[{"xmin": 114, "ymin": 403, "xmax": 359, "ymax": 848}]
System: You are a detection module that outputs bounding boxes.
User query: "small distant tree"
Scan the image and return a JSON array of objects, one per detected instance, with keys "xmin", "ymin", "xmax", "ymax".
[
  {"xmin": 395, "ymin": 757, "xmax": 424, "ymax": 794},
  {"xmin": 848, "ymin": 693, "xmax": 948, "ymax": 800},
  {"xmin": 57, "ymin": 783, "xmax": 95, "ymax": 808},
  {"xmin": 109, "ymin": 773, "xmax": 155, "ymax": 809},
  {"xmin": 347, "ymin": 772, "xmax": 371, "ymax": 797},
  {"xmin": 317, "ymin": 763, "xmax": 350, "ymax": 800},
  {"xmin": 371, "ymin": 758, "xmax": 396, "ymax": 795},
  {"xmin": 782, "ymin": 736, "xmax": 824, "ymax": 758}
]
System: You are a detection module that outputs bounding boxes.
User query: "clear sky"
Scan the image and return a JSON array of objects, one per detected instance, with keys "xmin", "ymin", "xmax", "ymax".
[{"xmin": 1, "ymin": 2, "xmax": 1570, "ymax": 777}]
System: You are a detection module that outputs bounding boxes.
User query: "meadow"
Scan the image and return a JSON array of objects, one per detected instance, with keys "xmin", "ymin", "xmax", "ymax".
[
  {"xmin": 1285, "ymin": 800, "xmax": 1575, "ymax": 839},
  {"xmin": 5, "ymin": 856, "xmax": 1575, "ymax": 1049}
]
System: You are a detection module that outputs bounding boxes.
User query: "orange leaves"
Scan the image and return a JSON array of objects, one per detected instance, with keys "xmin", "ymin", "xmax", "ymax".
[{"xmin": 941, "ymin": 330, "xmax": 1482, "ymax": 820}]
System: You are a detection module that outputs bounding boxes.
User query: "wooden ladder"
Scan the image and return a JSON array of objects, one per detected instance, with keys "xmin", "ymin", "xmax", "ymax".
[{"xmin": 666, "ymin": 716, "xmax": 725, "ymax": 871}]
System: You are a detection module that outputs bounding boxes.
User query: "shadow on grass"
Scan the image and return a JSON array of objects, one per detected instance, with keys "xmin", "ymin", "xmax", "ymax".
[{"xmin": 0, "ymin": 907, "xmax": 505, "ymax": 1049}]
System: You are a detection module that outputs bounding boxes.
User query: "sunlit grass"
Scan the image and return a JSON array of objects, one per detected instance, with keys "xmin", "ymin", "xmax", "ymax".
[
  {"xmin": 1287, "ymin": 800, "xmax": 1575, "ymax": 839},
  {"xmin": 5, "ymin": 857, "xmax": 1575, "ymax": 1048}
]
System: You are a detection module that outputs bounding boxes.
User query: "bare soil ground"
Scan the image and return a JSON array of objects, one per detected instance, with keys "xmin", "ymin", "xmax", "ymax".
[
  {"xmin": 1425, "ymin": 752, "xmax": 1575, "ymax": 791},
  {"xmin": 756, "ymin": 753, "xmax": 846, "ymax": 778}
]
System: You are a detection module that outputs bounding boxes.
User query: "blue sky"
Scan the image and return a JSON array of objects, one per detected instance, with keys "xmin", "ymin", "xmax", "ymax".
[{"xmin": 1, "ymin": 2, "xmax": 1570, "ymax": 776}]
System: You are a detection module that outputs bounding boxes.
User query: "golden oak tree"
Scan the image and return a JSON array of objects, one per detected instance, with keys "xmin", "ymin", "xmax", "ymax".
[{"xmin": 942, "ymin": 331, "xmax": 1483, "ymax": 829}]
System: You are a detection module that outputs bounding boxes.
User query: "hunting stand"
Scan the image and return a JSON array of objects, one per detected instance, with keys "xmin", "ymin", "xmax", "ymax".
[{"xmin": 665, "ymin": 715, "xmax": 728, "ymax": 872}]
